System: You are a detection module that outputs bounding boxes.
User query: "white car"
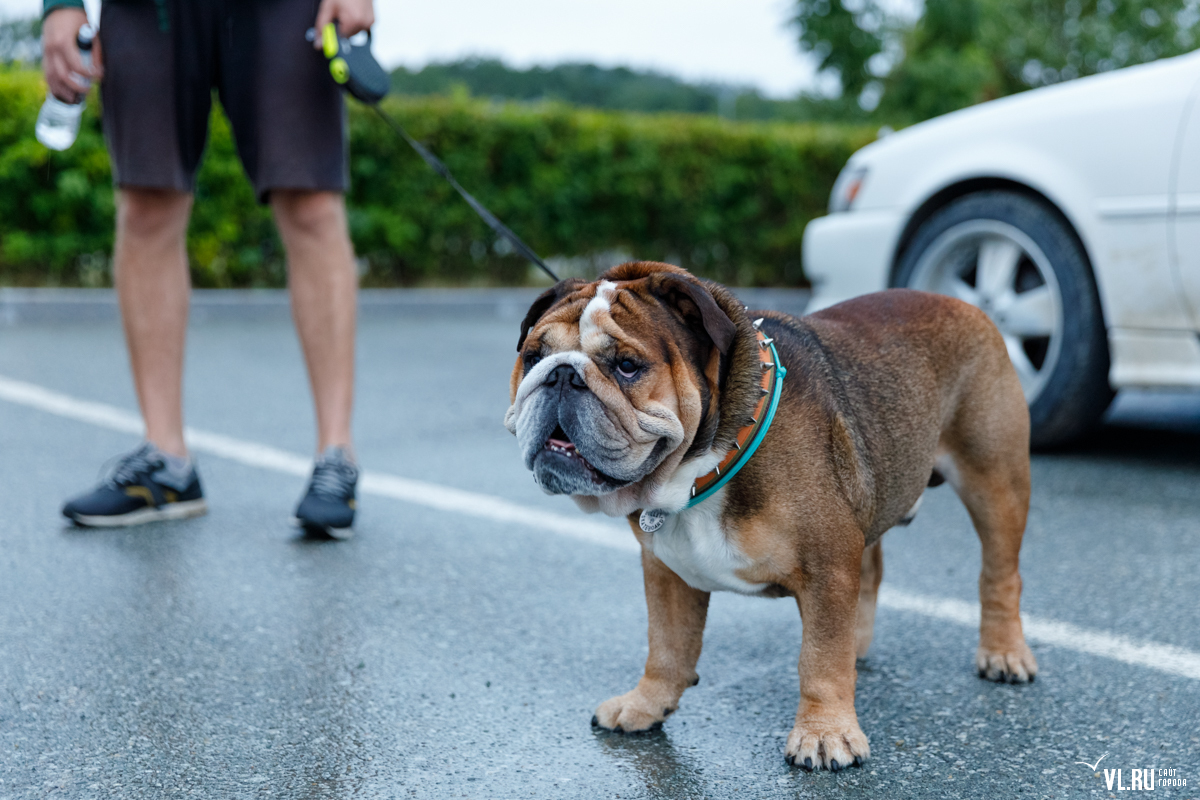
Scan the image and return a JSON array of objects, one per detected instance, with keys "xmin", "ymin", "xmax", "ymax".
[{"xmin": 803, "ymin": 50, "xmax": 1200, "ymax": 446}]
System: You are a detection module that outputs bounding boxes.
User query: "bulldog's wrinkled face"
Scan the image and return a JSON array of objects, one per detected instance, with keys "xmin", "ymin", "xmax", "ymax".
[{"xmin": 504, "ymin": 263, "xmax": 736, "ymax": 510}]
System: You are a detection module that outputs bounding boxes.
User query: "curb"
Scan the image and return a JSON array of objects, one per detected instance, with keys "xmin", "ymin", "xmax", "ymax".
[{"xmin": 0, "ymin": 287, "xmax": 811, "ymax": 325}]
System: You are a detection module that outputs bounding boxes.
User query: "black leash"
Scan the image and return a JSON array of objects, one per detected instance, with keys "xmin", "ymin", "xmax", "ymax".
[
  {"xmin": 370, "ymin": 106, "xmax": 559, "ymax": 282},
  {"xmin": 311, "ymin": 23, "xmax": 559, "ymax": 282}
]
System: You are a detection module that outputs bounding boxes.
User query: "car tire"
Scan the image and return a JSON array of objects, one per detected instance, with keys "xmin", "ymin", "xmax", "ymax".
[{"xmin": 894, "ymin": 190, "xmax": 1113, "ymax": 448}]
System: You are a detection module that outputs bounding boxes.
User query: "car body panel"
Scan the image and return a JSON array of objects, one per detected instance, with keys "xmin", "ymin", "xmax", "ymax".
[
  {"xmin": 802, "ymin": 210, "xmax": 906, "ymax": 311},
  {"xmin": 1170, "ymin": 79, "xmax": 1200, "ymax": 328},
  {"xmin": 1109, "ymin": 328, "xmax": 1200, "ymax": 386},
  {"xmin": 805, "ymin": 51, "xmax": 1200, "ymax": 388}
]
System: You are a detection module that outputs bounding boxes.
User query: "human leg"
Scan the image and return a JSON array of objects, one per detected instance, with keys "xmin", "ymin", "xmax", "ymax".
[
  {"xmin": 219, "ymin": 0, "xmax": 357, "ymax": 535},
  {"xmin": 114, "ymin": 188, "xmax": 194, "ymax": 458},
  {"xmin": 100, "ymin": 0, "xmax": 210, "ymax": 460},
  {"xmin": 271, "ymin": 189, "xmax": 357, "ymax": 453},
  {"xmin": 61, "ymin": 2, "xmax": 213, "ymax": 528},
  {"xmin": 64, "ymin": 187, "xmax": 206, "ymax": 528}
]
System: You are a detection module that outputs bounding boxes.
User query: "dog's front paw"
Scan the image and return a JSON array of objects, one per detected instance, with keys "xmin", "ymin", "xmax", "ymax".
[
  {"xmin": 784, "ymin": 716, "xmax": 870, "ymax": 771},
  {"xmin": 976, "ymin": 643, "xmax": 1038, "ymax": 683},
  {"xmin": 592, "ymin": 688, "xmax": 675, "ymax": 733}
]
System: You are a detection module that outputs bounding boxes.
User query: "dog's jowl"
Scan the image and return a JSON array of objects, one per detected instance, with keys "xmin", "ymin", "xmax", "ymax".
[{"xmin": 505, "ymin": 262, "xmax": 1036, "ymax": 772}]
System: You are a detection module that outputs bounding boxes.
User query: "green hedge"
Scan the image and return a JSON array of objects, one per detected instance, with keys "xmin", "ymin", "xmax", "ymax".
[{"xmin": 0, "ymin": 68, "xmax": 872, "ymax": 287}]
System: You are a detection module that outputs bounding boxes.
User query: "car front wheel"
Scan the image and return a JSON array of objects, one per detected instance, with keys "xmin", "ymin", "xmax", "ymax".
[{"xmin": 894, "ymin": 190, "xmax": 1112, "ymax": 448}]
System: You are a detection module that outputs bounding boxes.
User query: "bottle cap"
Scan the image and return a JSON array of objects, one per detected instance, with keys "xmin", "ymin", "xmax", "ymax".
[{"xmin": 77, "ymin": 23, "xmax": 96, "ymax": 51}]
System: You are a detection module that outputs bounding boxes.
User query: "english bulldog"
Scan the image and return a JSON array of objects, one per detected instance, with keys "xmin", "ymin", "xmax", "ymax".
[{"xmin": 504, "ymin": 261, "xmax": 1036, "ymax": 771}]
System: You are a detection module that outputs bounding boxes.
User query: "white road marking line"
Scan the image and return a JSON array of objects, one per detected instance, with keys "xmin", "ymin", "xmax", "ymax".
[
  {"xmin": 879, "ymin": 589, "xmax": 1200, "ymax": 681},
  {"xmin": 0, "ymin": 374, "xmax": 636, "ymax": 552},
  {"xmin": 2, "ymin": 372, "xmax": 1198, "ymax": 681}
]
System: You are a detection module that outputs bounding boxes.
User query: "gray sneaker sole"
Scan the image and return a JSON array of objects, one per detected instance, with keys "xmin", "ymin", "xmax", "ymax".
[{"xmin": 68, "ymin": 499, "xmax": 209, "ymax": 528}]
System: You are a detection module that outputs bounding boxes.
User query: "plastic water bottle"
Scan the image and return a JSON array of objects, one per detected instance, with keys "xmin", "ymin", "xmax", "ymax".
[{"xmin": 35, "ymin": 24, "xmax": 96, "ymax": 151}]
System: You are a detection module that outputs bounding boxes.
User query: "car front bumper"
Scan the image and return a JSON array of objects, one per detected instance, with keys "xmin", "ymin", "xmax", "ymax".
[{"xmin": 803, "ymin": 209, "xmax": 907, "ymax": 312}]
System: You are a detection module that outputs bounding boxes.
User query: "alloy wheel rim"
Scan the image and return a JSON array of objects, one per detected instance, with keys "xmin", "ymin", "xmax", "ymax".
[{"xmin": 908, "ymin": 219, "xmax": 1064, "ymax": 403}]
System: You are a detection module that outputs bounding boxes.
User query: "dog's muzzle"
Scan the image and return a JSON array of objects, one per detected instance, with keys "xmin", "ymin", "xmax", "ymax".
[
  {"xmin": 520, "ymin": 362, "xmax": 633, "ymax": 495},
  {"xmin": 506, "ymin": 351, "xmax": 684, "ymax": 496}
]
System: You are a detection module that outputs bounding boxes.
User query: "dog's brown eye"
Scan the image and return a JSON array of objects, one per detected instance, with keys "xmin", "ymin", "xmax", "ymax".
[
  {"xmin": 525, "ymin": 353, "xmax": 542, "ymax": 369},
  {"xmin": 615, "ymin": 359, "xmax": 640, "ymax": 379}
]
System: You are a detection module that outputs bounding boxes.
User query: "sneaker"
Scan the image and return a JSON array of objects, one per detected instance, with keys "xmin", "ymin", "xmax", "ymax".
[
  {"xmin": 292, "ymin": 446, "xmax": 358, "ymax": 539},
  {"xmin": 62, "ymin": 443, "xmax": 207, "ymax": 527}
]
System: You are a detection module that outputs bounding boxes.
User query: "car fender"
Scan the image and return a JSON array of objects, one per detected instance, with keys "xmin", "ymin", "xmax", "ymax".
[{"xmin": 887, "ymin": 146, "xmax": 1191, "ymax": 331}]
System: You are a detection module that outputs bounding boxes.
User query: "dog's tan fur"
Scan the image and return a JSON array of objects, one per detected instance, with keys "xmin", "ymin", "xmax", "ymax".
[{"xmin": 506, "ymin": 262, "xmax": 1036, "ymax": 771}]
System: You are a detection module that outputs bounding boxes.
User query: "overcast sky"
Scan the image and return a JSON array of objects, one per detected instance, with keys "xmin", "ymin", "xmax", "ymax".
[{"xmin": 1, "ymin": 0, "xmax": 821, "ymax": 97}]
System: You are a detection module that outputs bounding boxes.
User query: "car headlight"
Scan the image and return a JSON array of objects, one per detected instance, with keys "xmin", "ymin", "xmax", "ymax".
[{"xmin": 829, "ymin": 165, "xmax": 868, "ymax": 214}]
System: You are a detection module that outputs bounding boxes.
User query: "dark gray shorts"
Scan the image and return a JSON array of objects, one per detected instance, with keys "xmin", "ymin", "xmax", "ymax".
[{"xmin": 99, "ymin": 0, "xmax": 348, "ymax": 202}]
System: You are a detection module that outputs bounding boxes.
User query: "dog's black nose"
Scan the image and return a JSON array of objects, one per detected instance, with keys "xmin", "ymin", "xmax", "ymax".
[{"xmin": 546, "ymin": 363, "xmax": 587, "ymax": 390}]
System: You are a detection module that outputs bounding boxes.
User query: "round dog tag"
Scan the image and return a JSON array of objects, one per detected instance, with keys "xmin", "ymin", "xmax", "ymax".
[{"xmin": 639, "ymin": 508, "xmax": 669, "ymax": 533}]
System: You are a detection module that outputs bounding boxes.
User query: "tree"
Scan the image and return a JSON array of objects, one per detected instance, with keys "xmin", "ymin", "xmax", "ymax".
[
  {"xmin": 790, "ymin": 0, "xmax": 894, "ymax": 100},
  {"xmin": 794, "ymin": 0, "xmax": 1200, "ymax": 123},
  {"xmin": 983, "ymin": 0, "xmax": 1200, "ymax": 94},
  {"xmin": 879, "ymin": 0, "xmax": 1002, "ymax": 122}
]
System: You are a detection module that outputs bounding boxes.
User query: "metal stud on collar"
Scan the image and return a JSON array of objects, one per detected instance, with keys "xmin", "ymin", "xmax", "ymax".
[
  {"xmin": 759, "ymin": 337, "xmax": 774, "ymax": 348},
  {"xmin": 752, "ymin": 318, "xmax": 764, "ymax": 330}
]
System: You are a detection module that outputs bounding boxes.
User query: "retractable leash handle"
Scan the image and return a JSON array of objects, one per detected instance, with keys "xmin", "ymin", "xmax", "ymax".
[
  {"xmin": 309, "ymin": 23, "xmax": 560, "ymax": 281},
  {"xmin": 317, "ymin": 23, "xmax": 390, "ymax": 104}
]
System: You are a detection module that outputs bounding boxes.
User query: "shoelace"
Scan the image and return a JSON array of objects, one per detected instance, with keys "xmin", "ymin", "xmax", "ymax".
[
  {"xmin": 101, "ymin": 444, "xmax": 163, "ymax": 488},
  {"xmin": 310, "ymin": 457, "xmax": 357, "ymax": 499}
]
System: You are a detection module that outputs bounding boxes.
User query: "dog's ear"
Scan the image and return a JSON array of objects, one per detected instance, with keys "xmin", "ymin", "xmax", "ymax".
[
  {"xmin": 652, "ymin": 274, "xmax": 737, "ymax": 354},
  {"xmin": 517, "ymin": 279, "xmax": 584, "ymax": 351}
]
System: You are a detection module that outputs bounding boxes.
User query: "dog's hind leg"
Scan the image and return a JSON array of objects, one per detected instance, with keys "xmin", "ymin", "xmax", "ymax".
[
  {"xmin": 855, "ymin": 540, "xmax": 883, "ymax": 658},
  {"xmin": 954, "ymin": 459, "xmax": 1037, "ymax": 682},
  {"xmin": 939, "ymin": 383, "xmax": 1038, "ymax": 683}
]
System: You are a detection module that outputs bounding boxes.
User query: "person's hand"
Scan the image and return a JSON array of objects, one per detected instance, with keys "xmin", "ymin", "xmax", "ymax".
[
  {"xmin": 313, "ymin": 0, "xmax": 374, "ymax": 47},
  {"xmin": 42, "ymin": 7, "xmax": 103, "ymax": 103}
]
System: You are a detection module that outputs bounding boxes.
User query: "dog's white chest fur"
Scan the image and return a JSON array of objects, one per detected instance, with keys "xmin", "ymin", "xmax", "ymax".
[{"xmin": 649, "ymin": 492, "xmax": 768, "ymax": 594}]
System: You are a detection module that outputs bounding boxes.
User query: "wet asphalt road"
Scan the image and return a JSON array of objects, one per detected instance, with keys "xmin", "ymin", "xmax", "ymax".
[{"xmin": 1, "ymin": 298, "xmax": 1198, "ymax": 800}]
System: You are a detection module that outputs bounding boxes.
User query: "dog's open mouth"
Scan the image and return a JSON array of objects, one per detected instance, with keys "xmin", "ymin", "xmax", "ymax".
[
  {"xmin": 545, "ymin": 425, "xmax": 594, "ymax": 468},
  {"xmin": 544, "ymin": 425, "xmax": 618, "ymax": 485}
]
